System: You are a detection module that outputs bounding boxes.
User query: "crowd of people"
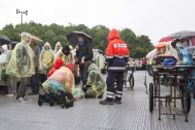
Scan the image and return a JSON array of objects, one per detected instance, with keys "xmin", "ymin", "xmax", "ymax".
[{"xmin": 0, "ymin": 28, "xmax": 130, "ymax": 106}]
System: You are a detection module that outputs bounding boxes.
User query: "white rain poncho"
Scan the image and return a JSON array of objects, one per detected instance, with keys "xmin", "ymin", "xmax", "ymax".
[
  {"xmin": 146, "ymin": 49, "xmax": 157, "ymax": 65},
  {"xmin": 0, "ymin": 45, "xmax": 10, "ymax": 82},
  {"xmin": 54, "ymin": 42, "xmax": 62, "ymax": 55},
  {"xmin": 93, "ymin": 49, "xmax": 106, "ymax": 70},
  {"xmin": 39, "ymin": 42, "xmax": 54, "ymax": 74},
  {"xmin": 6, "ymin": 32, "xmax": 35, "ymax": 78}
]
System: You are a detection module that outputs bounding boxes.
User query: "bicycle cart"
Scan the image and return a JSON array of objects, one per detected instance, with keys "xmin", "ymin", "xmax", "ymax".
[{"xmin": 149, "ymin": 56, "xmax": 195, "ymax": 121}]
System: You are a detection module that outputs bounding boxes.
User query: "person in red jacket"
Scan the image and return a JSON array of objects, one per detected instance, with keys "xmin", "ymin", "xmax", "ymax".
[
  {"xmin": 100, "ymin": 29, "xmax": 129, "ymax": 105},
  {"xmin": 48, "ymin": 57, "xmax": 64, "ymax": 77}
]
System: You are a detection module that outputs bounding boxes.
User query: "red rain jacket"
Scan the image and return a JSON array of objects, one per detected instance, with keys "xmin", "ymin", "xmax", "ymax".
[{"xmin": 105, "ymin": 29, "xmax": 129, "ymax": 71}]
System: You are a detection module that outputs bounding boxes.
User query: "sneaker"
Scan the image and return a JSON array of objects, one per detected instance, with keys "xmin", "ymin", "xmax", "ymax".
[
  {"xmin": 17, "ymin": 97, "xmax": 26, "ymax": 103},
  {"xmin": 6, "ymin": 94, "xmax": 14, "ymax": 97},
  {"xmin": 114, "ymin": 99, "xmax": 122, "ymax": 104},
  {"xmin": 99, "ymin": 99, "xmax": 114, "ymax": 105}
]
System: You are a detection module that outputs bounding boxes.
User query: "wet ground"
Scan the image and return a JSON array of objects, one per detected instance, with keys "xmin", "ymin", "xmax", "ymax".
[{"xmin": 0, "ymin": 71, "xmax": 195, "ymax": 130}]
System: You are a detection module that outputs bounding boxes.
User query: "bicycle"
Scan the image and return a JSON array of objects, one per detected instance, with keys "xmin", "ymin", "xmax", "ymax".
[{"xmin": 124, "ymin": 64, "xmax": 135, "ymax": 90}]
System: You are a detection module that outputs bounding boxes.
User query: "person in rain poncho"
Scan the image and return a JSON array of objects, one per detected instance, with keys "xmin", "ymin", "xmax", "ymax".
[
  {"xmin": 28, "ymin": 34, "xmax": 43, "ymax": 95},
  {"xmin": 92, "ymin": 49, "xmax": 106, "ymax": 72},
  {"xmin": 165, "ymin": 43, "xmax": 179, "ymax": 60},
  {"xmin": 83, "ymin": 61, "xmax": 106, "ymax": 98},
  {"xmin": 42, "ymin": 58, "xmax": 75, "ymax": 96},
  {"xmin": 5, "ymin": 43, "xmax": 19, "ymax": 97},
  {"xmin": 54, "ymin": 42, "xmax": 62, "ymax": 56},
  {"xmin": 55, "ymin": 45, "xmax": 75, "ymax": 65},
  {"xmin": 6, "ymin": 32, "xmax": 35, "ymax": 102},
  {"xmin": 39, "ymin": 42, "xmax": 54, "ymax": 83},
  {"xmin": 0, "ymin": 45, "xmax": 9, "ymax": 84}
]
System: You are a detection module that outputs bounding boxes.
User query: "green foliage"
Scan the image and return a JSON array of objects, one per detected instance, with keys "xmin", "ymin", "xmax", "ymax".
[{"xmin": 0, "ymin": 22, "xmax": 153, "ymax": 58}]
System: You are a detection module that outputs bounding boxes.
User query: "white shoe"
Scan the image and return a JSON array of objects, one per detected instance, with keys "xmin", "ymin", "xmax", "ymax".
[
  {"xmin": 6, "ymin": 94, "xmax": 14, "ymax": 97},
  {"xmin": 17, "ymin": 97, "xmax": 26, "ymax": 103}
]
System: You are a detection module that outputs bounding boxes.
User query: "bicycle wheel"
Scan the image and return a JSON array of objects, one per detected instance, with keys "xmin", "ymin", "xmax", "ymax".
[{"xmin": 129, "ymin": 74, "xmax": 135, "ymax": 90}]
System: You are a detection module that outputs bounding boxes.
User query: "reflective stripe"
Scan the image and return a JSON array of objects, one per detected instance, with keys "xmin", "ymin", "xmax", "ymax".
[
  {"xmin": 108, "ymin": 66, "xmax": 126, "ymax": 70},
  {"xmin": 115, "ymin": 94, "xmax": 122, "ymax": 98},
  {"xmin": 116, "ymin": 91, "xmax": 122, "ymax": 94},
  {"xmin": 107, "ymin": 95, "xmax": 114, "ymax": 98},
  {"xmin": 106, "ymin": 56, "xmax": 114, "ymax": 59},
  {"xmin": 107, "ymin": 91, "xmax": 114, "ymax": 95},
  {"xmin": 106, "ymin": 55, "xmax": 129, "ymax": 59},
  {"xmin": 113, "ymin": 43, "xmax": 127, "ymax": 48}
]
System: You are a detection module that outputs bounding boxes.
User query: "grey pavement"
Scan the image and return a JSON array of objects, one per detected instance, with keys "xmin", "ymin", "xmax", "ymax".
[{"xmin": 0, "ymin": 71, "xmax": 195, "ymax": 130}]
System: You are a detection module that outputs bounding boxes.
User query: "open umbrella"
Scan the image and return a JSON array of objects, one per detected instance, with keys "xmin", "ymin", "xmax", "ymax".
[
  {"xmin": 159, "ymin": 36, "xmax": 174, "ymax": 42},
  {"xmin": 170, "ymin": 30, "xmax": 195, "ymax": 39},
  {"xmin": 66, "ymin": 31, "xmax": 92, "ymax": 45},
  {"xmin": 0, "ymin": 35, "xmax": 11, "ymax": 45}
]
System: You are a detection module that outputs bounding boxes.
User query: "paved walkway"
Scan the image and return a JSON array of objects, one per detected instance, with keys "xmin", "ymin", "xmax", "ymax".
[{"xmin": 0, "ymin": 71, "xmax": 195, "ymax": 130}]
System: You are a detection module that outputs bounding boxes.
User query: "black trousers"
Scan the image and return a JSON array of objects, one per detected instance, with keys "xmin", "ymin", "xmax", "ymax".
[{"xmin": 106, "ymin": 70, "xmax": 124, "ymax": 101}]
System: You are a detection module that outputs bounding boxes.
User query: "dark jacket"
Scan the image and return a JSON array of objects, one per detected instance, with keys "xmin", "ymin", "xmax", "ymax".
[{"xmin": 75, "ymin": 39, "xmax": 93, "ymax": 64}]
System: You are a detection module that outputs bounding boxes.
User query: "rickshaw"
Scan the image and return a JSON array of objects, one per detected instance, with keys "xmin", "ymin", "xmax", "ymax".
[{"xmin": 147, "ymin": 35, "xmax": 195, "ymax": 122}]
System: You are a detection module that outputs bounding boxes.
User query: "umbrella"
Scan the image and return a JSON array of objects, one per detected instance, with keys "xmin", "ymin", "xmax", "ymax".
[
  {"xmin": 159, "ymin": 36, "xmax": 174, "ymax": 42},
  {"xmin": 170, "ymin": 30, "xmax": 195, "ymax": 39},
  {"xmin": 66, "ymin": 31, "xmax": 92, "ymax": 45},
  {"xmin": 0, "ymin": 35, "xmax": 11, "ymax": 45}
]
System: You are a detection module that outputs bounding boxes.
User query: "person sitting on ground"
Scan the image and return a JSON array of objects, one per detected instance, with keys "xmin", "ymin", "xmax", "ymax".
[{"xmin": 82, "ymin": 61, "xmax": 106, "ymax": 98}]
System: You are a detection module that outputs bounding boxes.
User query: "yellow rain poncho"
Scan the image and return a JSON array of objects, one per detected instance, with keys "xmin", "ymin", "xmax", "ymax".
[
  {"xmin": 55, "ymin": 49, "xmax": 74, "ymax": 65},
  {"xmin": 85, "ymin": 63, "xmax": 106, "ymax": 98},
  {"xmin": 39, "ymin": 42, "xmax": 54, "ymax": 74},
  {"xmin": 6, "ymin": 32, "xmax": 35, "ymax": 78}
]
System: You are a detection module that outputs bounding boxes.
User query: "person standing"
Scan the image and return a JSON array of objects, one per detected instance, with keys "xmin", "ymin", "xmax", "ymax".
[
  {"xmin": 75, "ymin": 35, "xmax": 93, "ymax": 87},
  {"xmin": 6, "ymin": 32, "xmax": 35, "ymax": 102},
  {"xmin": 54, "ymin": 42, "xmax": 62, "ymax": 56},
  {"xmin": 100, "ymin": 29, "xmax": 129, "ymax": 105},
  {"xmin": 28, "ymin": 35, "xmax": 42, "ymax": 95},
  {"xmin": 38, "ymin": 42, "xmax": 54, "ymax": 84}
]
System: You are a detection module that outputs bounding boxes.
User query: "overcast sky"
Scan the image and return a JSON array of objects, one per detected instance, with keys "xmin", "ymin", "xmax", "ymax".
[{"xmin": 0, "ymin": 0, "xmax": 195, "ymax": 43}]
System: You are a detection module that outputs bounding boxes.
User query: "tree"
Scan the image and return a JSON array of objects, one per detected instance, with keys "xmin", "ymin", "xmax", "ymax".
[{"xmin": 0, "ymin": 22, "xmax": 153, "ymax": 58}]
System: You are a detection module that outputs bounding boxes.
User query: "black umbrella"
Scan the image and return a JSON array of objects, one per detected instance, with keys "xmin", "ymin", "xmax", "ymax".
[
  {"xmin": 0, "ymin": 35, "xmax": 11, "ymax": 45},
  {"xmin": 66, "ymin": 31, "xmax": 92, "ymax": 45}
]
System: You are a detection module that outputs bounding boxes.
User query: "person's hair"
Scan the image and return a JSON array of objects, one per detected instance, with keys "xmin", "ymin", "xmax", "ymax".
[{"xmin": 62, "ymin": 45, "xmax": 70, "ymax": 54}]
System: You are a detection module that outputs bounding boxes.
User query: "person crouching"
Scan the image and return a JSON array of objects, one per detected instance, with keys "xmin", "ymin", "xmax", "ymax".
[
  {"xmin": 82, "ymin": 61, "xmax": 106, "ymax": 98},
  {"xmin": 38, "ymin": 58, "xmax": 75, "ymax": 108}
]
